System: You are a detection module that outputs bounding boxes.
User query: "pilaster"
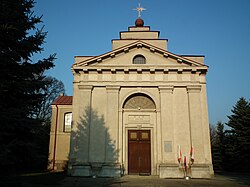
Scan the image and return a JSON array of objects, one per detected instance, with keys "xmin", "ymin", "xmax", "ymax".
[
  {"xmin": 158, "ymin": 86, "xmax": 175, "ymax": 163},
  {"xmin": 106, "ymin": 86, "xmax": 120, "ymax": 162},
  {"xmin": 187, "ymin": 85, "xmax": 205, "ymax": 163},
  {"xmin": 77, "ymin": 85, "xmax": 93, "ymax": 163}
]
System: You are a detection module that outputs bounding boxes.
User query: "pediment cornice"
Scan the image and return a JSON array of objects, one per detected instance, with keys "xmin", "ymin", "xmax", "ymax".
[
  {"xmin": 72, "ymin": 66, "xmax": 207, "ymax": 75},
  {"xmin": 72, "ymin": 40, "xmax": 207, "ymax": 68}
]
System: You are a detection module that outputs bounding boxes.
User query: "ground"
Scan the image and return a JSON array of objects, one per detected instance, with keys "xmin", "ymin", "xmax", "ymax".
[{"xmin": 1, "ymin": 172, "xmax": 250, "ymax": 187}]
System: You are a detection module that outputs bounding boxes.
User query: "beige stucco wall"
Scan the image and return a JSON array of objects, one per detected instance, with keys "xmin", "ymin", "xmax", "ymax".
[
  {"xmin": 112, "ymin": 39, "xmax": 167, "ymax": 50},
  {"xmin": 69, "ymin": 67, "xmax": 213, "ymax": 177},
  {"xmin": 93, "ymin": 48, "xmax": 180, "ymax": 66},
  {"xmin": 120, "ymin": 31, "xmax": 159, "ymax": 40},
  {"xmin": 48, "ymin": 105, "xmax": 72, "ymax": 170}
]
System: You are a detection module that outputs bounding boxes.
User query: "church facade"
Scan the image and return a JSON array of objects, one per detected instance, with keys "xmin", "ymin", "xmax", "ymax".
[{"xmin": 48, "ymin": 18, "xmax": 214, "ymax": 178}]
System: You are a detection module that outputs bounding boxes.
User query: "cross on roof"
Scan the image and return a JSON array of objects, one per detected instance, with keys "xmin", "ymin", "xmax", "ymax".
[{"xmin": 133, "ymin": 3, "xmax": 146, "ymax": 18}]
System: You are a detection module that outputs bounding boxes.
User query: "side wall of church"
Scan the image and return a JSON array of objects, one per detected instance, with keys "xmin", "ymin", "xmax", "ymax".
[{"xmin": 48, "ymin": 105, "xmax": 72, "ymax": 170}]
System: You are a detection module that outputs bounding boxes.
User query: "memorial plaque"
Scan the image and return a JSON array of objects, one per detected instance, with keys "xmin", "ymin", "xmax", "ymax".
[{"xmin": 164, "ymin": 141, "xmax": 172, "ymax": 153}]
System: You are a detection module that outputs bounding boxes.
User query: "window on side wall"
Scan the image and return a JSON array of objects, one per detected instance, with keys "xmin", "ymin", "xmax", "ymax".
[{"xmin": 64, "ymin": 112, "xmax": 72, "ymax": 132}]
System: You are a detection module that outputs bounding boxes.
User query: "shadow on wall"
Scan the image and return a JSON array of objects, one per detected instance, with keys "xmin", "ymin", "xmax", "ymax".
[{"xmin": 69, "ymin": 106, "xmax": 121, "ymax": 177}]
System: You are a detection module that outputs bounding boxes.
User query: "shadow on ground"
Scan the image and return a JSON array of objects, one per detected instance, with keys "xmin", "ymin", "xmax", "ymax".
[
  {"xmin": 1, "ymin": 172, "xmax": 250, "ymax": 187},
  {"xmin": 214, "ymin": 172, "xmax": 250, "ymax": 187},
  {"xmin": 0, "ymin": 171, "xmax": 66, "ymax": 187}
]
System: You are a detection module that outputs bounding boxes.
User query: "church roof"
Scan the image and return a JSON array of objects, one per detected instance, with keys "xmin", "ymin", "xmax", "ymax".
[{"xmin": 52, "ymin": 96, "xmax": 73, "ymax": 105}]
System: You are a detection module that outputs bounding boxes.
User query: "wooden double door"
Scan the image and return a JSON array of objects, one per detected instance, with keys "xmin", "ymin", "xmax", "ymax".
[{"xmin": 128, "ymin": 130, "xmax": 151, "ymax": 175}]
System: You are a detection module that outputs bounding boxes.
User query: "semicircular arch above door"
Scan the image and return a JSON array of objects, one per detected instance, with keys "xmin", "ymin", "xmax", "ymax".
[{"xmin": 123, "ymin": 93, "xmax": 156, "ymax": 110}]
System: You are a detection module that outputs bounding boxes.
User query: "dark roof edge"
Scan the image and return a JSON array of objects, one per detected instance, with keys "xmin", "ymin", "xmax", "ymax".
[
  {"xmin": 180, "ymin": 54, "xmax": 205, "ymax": 57},
  {"xmin": 74, "ymin": 55, "xmax": 96, "ymax": 58},
  {"xmin": 52, "ymin": 96, "xmax": 73, "ymax": 105},
  {"xmin": 112, "ymin": 38, "xmax": 168, "ymax": 41}
]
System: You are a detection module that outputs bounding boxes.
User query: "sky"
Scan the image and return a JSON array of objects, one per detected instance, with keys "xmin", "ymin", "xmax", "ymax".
[{"xmin": 33, "ymin": 0, "xmax": 250, "ymax": 126}]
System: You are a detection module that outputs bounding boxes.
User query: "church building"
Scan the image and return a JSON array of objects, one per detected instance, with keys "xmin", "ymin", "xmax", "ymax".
[{"xmin": 48, "ymin": 10, "xmax": 214, "ymax": 178}]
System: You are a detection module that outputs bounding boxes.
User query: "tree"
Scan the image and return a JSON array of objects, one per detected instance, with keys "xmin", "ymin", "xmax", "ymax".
[
  {"xmin": 226, "ymin": 97, "xmax": 250, "ymax": 171},
  {"xmin": 33, "ymin": 76, "xmax": 65, "ymax": 122},
  {"xmin": 211, "ymin": 122, "xmax": 225, "ymax": 172},
  {"xmin": 0, "ymin": 0, "xmax": 55, "ymax": 173},
  {"xmin": 31, "ymin": 76, "xmax": 65, "ymax": 170}
]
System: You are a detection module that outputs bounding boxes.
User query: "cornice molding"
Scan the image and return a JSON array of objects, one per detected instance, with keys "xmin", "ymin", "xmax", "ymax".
[
  {"xmin": 73, "ymin": 67, "xmax": 207, "ymax": 74},
  {"xmin": 106, "ymin": 85, "xmax": 120, "ymax": 92},
  {"xmin": 78, "ymin": 85, "xmax": 93, "ymax": 91},
  {"xmin": 187, "ymin": 85, "xmax": 202, "ymax": 93},
  {"xmin": 158, "ymin": 85, "xmax": 174, "ymax": 93}
]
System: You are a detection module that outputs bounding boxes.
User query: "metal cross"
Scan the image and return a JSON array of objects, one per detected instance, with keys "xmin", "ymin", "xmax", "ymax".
[{"xmin": 133, "ymin": 3, "xmax": 146, "ymax": 18}]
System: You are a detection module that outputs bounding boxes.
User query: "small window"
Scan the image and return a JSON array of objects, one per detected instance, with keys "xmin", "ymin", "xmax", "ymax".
[
  {"xmin": 133, "ymin": 55, "xmax": 146, "ymax": 64},
  {"xmin": 64, "ymin": 113, "xmax": 72, "ymax": 132}
]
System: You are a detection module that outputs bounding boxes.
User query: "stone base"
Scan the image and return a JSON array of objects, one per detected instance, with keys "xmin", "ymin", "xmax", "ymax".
[
  {"xmin": 68, "ymin": 165, "xmax": 91, "ymax": 176},
  {"xmin": 99, "ymin": 164, "xmax": 122, "ymax": 177},
  {"xmin": 68, "ymin": 163, "xmax": 122, "ymax": 178},
  {"xmin": 189, "ymin": 164, "xmax": 214, "ymax": 178},
  {"xmin": 48, "ymin": 160, "xmax": 68, "ymax": 171},
  {"xmin": 159, "ymin": 164, "xmax": 184, "ymax": 178},
  {"xmin": 159, "ymin": 163, "xmax": 214, "ymax": 178}
]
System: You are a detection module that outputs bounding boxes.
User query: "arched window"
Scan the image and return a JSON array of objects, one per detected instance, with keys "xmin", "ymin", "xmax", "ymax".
[
  {"xmin": 64, "ymin": 112, "xmax": 72, "ymax": 132},
  {"xmin": 123, "ymin": 93, "xmax": 156, "ymax": 110},
  {"xmin": 133, "ymin": 55, "xmax": 146, "ymax": 64}
]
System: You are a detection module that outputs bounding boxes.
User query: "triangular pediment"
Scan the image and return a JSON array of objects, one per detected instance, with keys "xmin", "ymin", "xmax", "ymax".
[{"xmin": 73, "ymin": 40, "xmax": 207, "ymax": 69}]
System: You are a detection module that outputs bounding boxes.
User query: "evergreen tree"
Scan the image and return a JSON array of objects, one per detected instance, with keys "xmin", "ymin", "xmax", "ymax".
[
  {"xmin": 211, "ymin": 122, "xmax": 225, "ymax": 172},
  {"xmin": 223, "ymin": 131, "xmax": 238, "ymax": 170},
  {"xmin": 0, "ymin": 0, "xmax": 55, "ymax": 173},
  {"xmin": 226, "ymin": 97, "xmax": 250, "ymax": 171},
  {"xmin": 30, "ymin": 76, "xmax": 65, "ymax": 170}
]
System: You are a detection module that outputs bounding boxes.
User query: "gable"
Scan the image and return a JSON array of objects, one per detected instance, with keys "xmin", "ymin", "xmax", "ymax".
[
  {"xmin": 72, "ymin": 41, "xmax": 207, "ymax": 69},
  {"xmin": 92, "ymin": 48, "xmax": 189, "ymax": 67}
]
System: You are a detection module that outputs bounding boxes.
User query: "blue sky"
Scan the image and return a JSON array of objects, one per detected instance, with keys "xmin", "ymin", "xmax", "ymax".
[{"xmin": 33, "ymin": 0, "xmax": 250, "ymax": 125}]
